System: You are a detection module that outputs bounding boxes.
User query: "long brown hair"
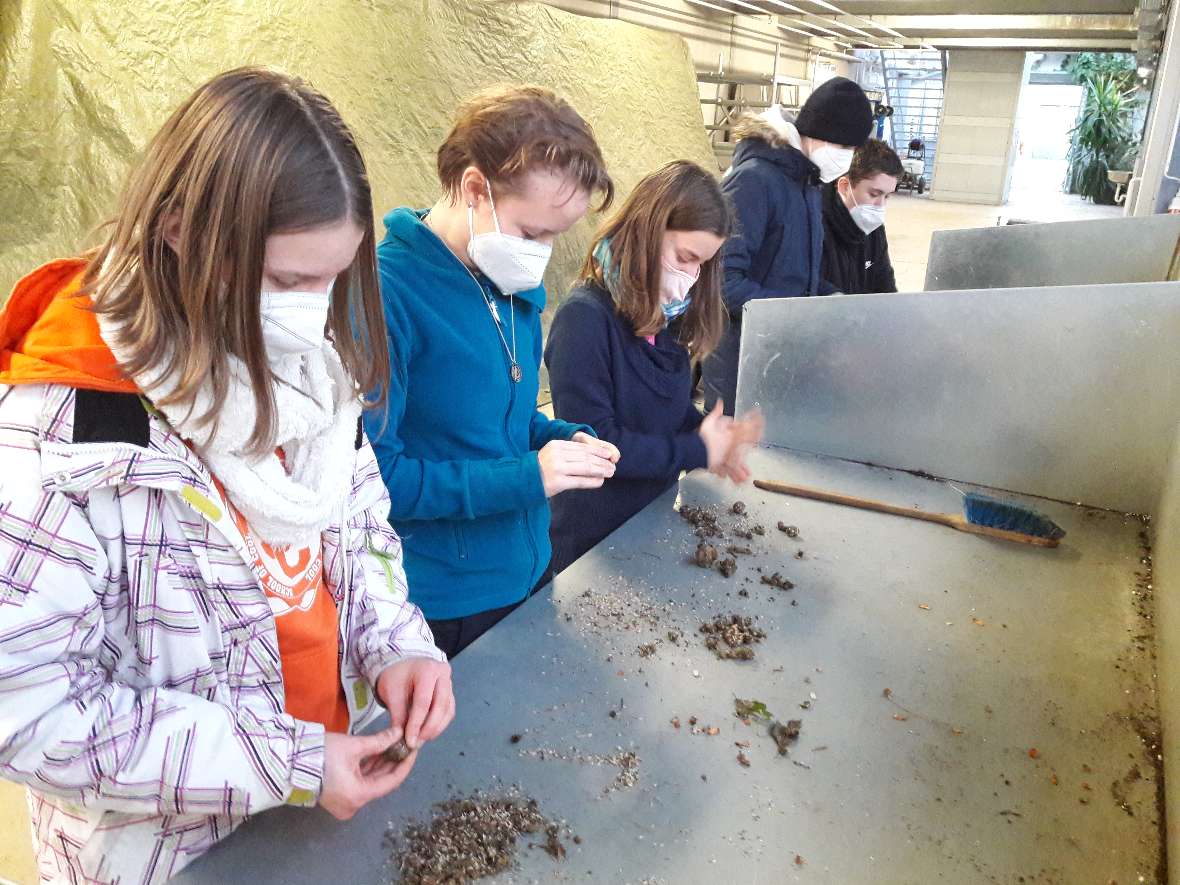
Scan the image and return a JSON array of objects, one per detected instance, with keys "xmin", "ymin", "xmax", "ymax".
[
  {"xmin": 582, "ymin": 161, "xmax": 730, "ymax": 359},
  {"xmin": 437, "ymin": 84, "xmax": 614, "ymax": 210},
  {"xmin": 85, "ymin": 66, "xmax": 387, "ymax": 456}
]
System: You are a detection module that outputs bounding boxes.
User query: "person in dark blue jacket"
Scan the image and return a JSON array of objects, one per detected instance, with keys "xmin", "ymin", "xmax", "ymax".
[
  {"xmin": 702, "ymin": 76, "xmax": 874, "ymax": 414},
  {"xmin": 545, "ymin": 161, "xmax": 764, "ymax": 579},
  {"xmin": 364, "ymin": 85, "xmax": 620, "ymax": 657}
]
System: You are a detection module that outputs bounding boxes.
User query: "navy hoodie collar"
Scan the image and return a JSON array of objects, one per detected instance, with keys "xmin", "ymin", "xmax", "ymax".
[
  {"xmin": 582, "ymin": 283, "xmax": 690, "ymax": 400},
  {"xmin": 381, "ymin": 207, "xmax": 548, "ymax": 311},
  {"xmin": 732, "ymin": 138, "xmax": 820, "ymax": 185}
]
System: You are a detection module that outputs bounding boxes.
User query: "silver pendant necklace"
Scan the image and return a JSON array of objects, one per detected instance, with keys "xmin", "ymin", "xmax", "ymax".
[
  {"xmin": 427, "ymin": 210, "xmax": 522, "ymax": 383},
  {"xmin": 472, "ymin": 276, "xmax": 521, "ymax": 383}
]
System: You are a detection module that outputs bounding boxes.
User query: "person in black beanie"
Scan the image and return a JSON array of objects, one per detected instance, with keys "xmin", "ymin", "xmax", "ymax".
[{"xmin": 701, "ymin": 75, "xmax": 873, "ymax": 414}]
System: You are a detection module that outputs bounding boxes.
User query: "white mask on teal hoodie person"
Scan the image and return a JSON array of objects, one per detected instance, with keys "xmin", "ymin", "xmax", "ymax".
[{"xmin": 467, "ymin": 181, "xmax": 552, "ymax": 294}]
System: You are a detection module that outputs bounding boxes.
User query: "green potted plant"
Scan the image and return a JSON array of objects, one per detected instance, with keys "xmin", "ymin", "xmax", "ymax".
[{"xmin": 1064, "ymin": 53, "xmax": 1141, "ymax": 205}]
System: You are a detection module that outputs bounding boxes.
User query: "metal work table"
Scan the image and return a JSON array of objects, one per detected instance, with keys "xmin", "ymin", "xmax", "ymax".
[{"xmin": 178, "ymin": 446, "xmax": 1162, "ymax": 884}]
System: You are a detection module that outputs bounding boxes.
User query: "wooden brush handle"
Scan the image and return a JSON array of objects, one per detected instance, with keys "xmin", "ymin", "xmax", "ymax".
[
  {"xmin": 754, "ymin": 480, "xmax": 954, "ymax": 526},
  {"xmin": 752, "ymin": 480, "xmax": 1059, "ymax": 548},
  {"xmin": 946, "ymin": 519, "xmax": 1060, "ymax": 547}
]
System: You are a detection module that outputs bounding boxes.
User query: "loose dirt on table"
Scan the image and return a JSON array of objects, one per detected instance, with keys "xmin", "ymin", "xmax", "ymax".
[
  {"xmin": 520, "ymin": 746, "xmax": 641, "ymax": 795},
  {"xmin": 770, "ymin": 719, "xmax": 803, "ymax": 755},
  {"xmin": 734, "ymin": 698, "xmax": 773, "ymax": 723},
  {"xmin": 389, "ymin": 791, "xmax": 570, "ymax": 885},
  {"xmin": 700, "ymin": 614, "xmax": 766, "ymax": 660},
  {"xmin": 760, "ymin": 572, "xmax": 794, "ymax": 592},
  {"xmin": 681, "ymin": 505, "xmax": 723, "ymax": 538}
]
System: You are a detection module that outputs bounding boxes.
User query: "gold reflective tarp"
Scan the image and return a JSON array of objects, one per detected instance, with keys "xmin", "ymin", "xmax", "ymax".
[{"xmin": 0, "ymin": 0, "xmax": 715, "ymax": 311}]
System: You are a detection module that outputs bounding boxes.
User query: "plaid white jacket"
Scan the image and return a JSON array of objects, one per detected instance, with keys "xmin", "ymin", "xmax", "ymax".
[{"xmin": 0, "ymin": 383, "xmax": 443, "ymax": 884}]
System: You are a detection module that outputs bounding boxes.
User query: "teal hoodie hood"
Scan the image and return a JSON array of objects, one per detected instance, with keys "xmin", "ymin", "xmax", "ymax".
[{"xmin": 363, "ymin": 207, "xmax": 590, "ymax": 621}]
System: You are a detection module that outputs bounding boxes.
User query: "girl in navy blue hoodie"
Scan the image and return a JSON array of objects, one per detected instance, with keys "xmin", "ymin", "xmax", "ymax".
[{"xmin": 545, "ymin": 161, "xmax": 763, "ymax": 578}]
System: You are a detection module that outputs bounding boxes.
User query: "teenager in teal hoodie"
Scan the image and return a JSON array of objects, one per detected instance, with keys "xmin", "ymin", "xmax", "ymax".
[{"xmin": 364, "ymin": 85, "xmax": 619, "ymax": 657}]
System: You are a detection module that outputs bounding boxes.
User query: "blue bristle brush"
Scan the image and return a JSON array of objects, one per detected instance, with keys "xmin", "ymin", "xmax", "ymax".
[{"xmin": 752, "ymin": 480, "xmax": 1066, "ymax": 547}]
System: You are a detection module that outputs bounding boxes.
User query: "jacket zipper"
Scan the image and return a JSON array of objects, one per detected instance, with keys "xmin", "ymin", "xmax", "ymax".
[
  {"xmin": 435, "ymin": 222, "xmax": 542, "ymax": 589},
  {"xmin": 491, "ymin": 285, "xmax": 540, "ymax": 589}
]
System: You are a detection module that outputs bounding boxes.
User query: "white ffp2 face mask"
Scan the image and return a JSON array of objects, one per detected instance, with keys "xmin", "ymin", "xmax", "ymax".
[
  {"xmin": 809, "ymin": 143, "xmax": 855, "ymax": 183},
  {"xmin": 850, "ymin": 201, "xmax": 886, "ymax": 235},
  {"xmin": 260, "ymin": 280, "xmax": 333, "ymax": 355},
  {"xmin": 467, "ymin": 181, "xmax": 553, "ymax": 294},
  {"xmin": 845, "ymin": 188, "xmax": 887, "ymax": 235}
]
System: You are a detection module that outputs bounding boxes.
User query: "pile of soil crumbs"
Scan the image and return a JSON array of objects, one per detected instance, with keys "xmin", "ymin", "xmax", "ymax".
[
  {"xmin": 681, "ymin": 505, "xmax": 723, "ymax": 538},
  {"xmin": 700, "ymin": 614, "xmax": 766, "ymax": 660},
  {"xmin": 391, "ymin": 792, "xmax": 568, "ymax": 885}
]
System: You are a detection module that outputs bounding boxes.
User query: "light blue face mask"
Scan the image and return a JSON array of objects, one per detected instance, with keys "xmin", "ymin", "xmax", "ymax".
[
  {"xmin": 662, "ymin": 297, "xmax": 692, "ymax": 320},
  {"xmin": 593, "ymin": 238, "xmax": 619, "ymax": 290},
  {"xmin": 595, "ymin": 237, "xmax": 695, "ymax": 323},
  {"xmin": 659, "ymin": 258, "xmax": 698, "ymax": 322}
]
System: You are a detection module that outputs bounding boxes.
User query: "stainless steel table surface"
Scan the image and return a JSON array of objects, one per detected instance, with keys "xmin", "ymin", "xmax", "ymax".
[{"xmin": 176, "ymin": 447, "xmax": 1163, "ymax": 884}]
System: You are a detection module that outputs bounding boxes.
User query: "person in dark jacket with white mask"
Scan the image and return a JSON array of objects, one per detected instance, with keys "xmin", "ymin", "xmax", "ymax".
[
  {"xmin": 821, "ymin": 138, "xmax": 903, "ymax": 294},
  {"xmin": 702, "ymin": 76, "xmax": 873, "ymax": 414}
]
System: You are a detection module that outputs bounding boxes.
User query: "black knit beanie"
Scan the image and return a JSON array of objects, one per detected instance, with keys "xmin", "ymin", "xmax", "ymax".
[{"xmin": 795, "ymin": 76, "xmax": 873, "ymax": 147}]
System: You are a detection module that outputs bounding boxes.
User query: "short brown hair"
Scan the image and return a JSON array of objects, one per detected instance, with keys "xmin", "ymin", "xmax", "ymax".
[
  {"xmin": 847, "ymin": 139, "xmax": 904, "ymax": 184},
  {"xmin": 582, "ymin": 161, "xmax": 730, "ymax": 359},
  {"xmin": 85, "ymin": 67, "xmax": 387, "ymax": 457},
  {"xmin": 437, "ymin": 84, "xmax": 614, "ymax": 210}
]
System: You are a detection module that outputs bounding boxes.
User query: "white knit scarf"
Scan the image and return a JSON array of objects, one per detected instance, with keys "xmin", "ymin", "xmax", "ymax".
[{"xmin": 98, "ymin": 316, "xmax": 361, "ymax": 549}]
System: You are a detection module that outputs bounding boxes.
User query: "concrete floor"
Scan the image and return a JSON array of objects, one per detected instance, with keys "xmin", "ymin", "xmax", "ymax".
[
  {"xmin": 887, "ymin": 189, "xmax": 1122, "ymax": 293},
  {"xmin": 0, "ymin": 190, "xmax": 1126, "ymax": 885}
]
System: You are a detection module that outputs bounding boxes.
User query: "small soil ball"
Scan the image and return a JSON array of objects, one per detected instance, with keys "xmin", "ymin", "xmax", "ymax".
[
  {"xmin": 717, "ymin": 557, "xmax": 738, "ymax": 578},
  {"xmin": 770, "ymin": 719, "xmax": 802, "ymax": 755},
  {"xmin": 694, "ymin": 542, "xmax": 719, "ymax": 568},
  {"xmin": 381, "ymin": 738, "xmax": 412, "ymax": 764},
  {"xmin": 731, "ymin": 501, "xmax": 747, "ymax": 515}
]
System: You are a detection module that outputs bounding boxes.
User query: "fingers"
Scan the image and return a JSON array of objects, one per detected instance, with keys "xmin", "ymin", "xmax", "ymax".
[
  {"xmin": 361, "ymin": 748, "xmax": 401, "ymax": 778},
  {"xmin": 720, "ymin": 450, "xmax": 753, "ymax": 484},
  {"xmin": 419, "ymin": 681, "xmax": 456, "ymax": 743},
  {"xmin": 592, "ymin": 443, "xmax": 621, "ymax": 463},
  {"xmin": 403, "ymin": 673, "xmax": 435, "ymax": 750},
  {"xmin": 591, "ymin": 439, "xmax": 621, "ymax": 462},
  {"xmin": 728, "ymin": 465, "xmax": 752, "ymax": 484},
  {"xmin": 554, "ymin": 445, "xmax": 616, "ymax": 479},
  {"xmin": 732, "ymin": 423, "xmax": 760, "ymax": 445},
  {"xmin": 359, "ymin": 726, "xmax": 402, "ymax": 758},
  {"xmin": 321, "ymin": 729, "xmax": 420, "ymax": 821},
  {"xmin": 540, "ymin": 438, "xmax": 620, "ymax": 499},
  {"xmin": 702, "ymin": 400, "xmax": 724, "ymax": 428},
  {"xmin": 737, "ymin": 407, "xmax": 763, "ymax": 425},
  {"xmin": 560, "ymin": 475, "xmax": 608, "ymax": 492},
  {"xmin": 570, "ymin": 432, "xmax": 619, "ymax": 462},
  {"xmin": 358, "ymin": 751, "xmax": 418, "ymax": 803},
  {"xmin": 381, "ymin": 671, "xmax": 411, "ymax": 734},
  {"xmin": 355, "ymin": 726, "xmax": 401, "ymax": 773}
]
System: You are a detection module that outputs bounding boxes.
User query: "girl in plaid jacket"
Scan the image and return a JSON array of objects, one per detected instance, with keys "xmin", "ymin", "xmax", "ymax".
[{"xmin": 0, "ymin": 68, "xmax": 453, "ymax": 883}]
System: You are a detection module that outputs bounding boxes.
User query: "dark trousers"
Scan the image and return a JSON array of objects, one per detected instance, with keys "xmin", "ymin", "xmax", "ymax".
[
  {"xmin": 427, "ymin": 599, "xmax": 524, "ymax": 659},
  {"xmin": 700, "ymin": 318, "xmax": 740, "ymax": 416}
]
